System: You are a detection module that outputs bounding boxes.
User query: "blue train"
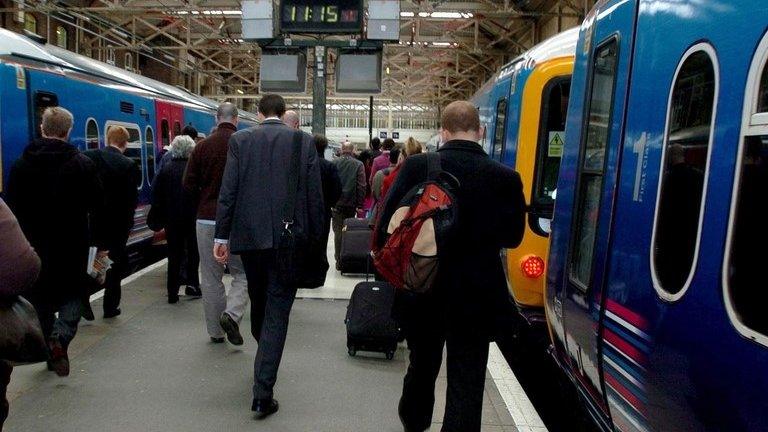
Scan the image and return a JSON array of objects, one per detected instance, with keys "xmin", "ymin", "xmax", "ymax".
[
  {"xmin": 545, "ymin": 0, "xmax": 768, "ymax": 431},
  {"xmin": 0, "ymin": 28, "xmax": 258, "ymax": 266},
  {"xmin": 474, "ymin": 0, "xmax": 768, "ymax": 430}
]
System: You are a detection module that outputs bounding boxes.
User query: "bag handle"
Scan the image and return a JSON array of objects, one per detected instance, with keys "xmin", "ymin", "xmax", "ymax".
[{"xmin": 281, "ymin": 131, "xmax": 304, "ymax": 229}]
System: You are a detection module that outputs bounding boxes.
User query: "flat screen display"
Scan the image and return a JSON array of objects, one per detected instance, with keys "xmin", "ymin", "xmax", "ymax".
[
  {"xmin": 280, "ymin": 0, "xmax": 363, "ymax": 33},
  {"xmin": 336, "ymin": 51, "xmax": 383, "ymax": 94},
  {"xmin": 260, "ymin": 51, "xmax": 307, "ymax": 93}
]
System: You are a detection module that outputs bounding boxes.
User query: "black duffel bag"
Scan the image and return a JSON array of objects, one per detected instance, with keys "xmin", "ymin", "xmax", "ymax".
[{"xmin": 0, "ymin": 296, "xmax": 48, "ymax": 365}]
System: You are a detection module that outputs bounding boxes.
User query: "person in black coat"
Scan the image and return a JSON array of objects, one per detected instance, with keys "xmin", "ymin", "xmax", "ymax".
[
  {"xmin": 375, "ymin": 101, "xmax": 526, "ymax": 432},
  {"xmin": 313, "ymin": 134, "xmax": 342, "ymax": 243},
  {"xmin": 5, "ymin": 107, "xmax": 108, "ymax": 377},
  {"xmin": 148, "ymin": 135, "xmax": 200, "ymax": 303},
  {"xmin": 83, "ymin": 125, "xmax": 141, "ymax": 318}
]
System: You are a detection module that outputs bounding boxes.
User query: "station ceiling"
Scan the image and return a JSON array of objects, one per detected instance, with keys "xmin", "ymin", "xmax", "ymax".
[{"xmin": 8, "ymin": 0, "xmax": 592, "ymax": 106}]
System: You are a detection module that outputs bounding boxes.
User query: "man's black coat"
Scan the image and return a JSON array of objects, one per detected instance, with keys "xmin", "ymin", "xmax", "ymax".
[{"xmin": 376, "ymin": 140, "xmax": 526, "ymax": 338}]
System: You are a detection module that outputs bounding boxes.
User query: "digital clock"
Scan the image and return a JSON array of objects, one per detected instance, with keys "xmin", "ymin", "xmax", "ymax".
[{"xmin": 280, "ymin": 0, "xmax": 363, "ymax": 34}]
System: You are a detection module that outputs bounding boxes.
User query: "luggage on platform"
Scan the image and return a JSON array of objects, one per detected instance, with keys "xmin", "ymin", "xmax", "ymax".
[
  {"xmin": 338, "ymin": 218, "xmax": 372, "ymax": 275},
  {"xmin": 345, "ymin": 280, "xmax": 399, "ymax": 360}
]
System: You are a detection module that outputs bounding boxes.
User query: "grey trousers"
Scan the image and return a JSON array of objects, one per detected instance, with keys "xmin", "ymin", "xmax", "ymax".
[
  {"xmin": 196, "ymin": 222, "xmax": 249, "ymax": 338},
  {"xmin": 240, "ymin": 250, "xmax": 297, "ymax": 401}
]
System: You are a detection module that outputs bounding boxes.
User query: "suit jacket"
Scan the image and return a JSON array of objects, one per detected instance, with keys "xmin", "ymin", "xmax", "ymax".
[
  {"xmin": 319, "ymin": 157, "xmax": 342, "ymax": 218},
  {"xmin": 376, "ymin": 140, "xmax": 526, "ymax": 337},
  {"xmin": 333, "ymin": 155, "xmax": 366, "ymax": 209},
  {"xmin": 83, "ymin": 146, "xmax": 140, "ymax": 249},
  {"xmin": 215, "ymin": 119, "xmax": 323, "ymax": 253},
  {"xmin": 6, "ymin": 138, "xmax": 107, "ymax": 304}
]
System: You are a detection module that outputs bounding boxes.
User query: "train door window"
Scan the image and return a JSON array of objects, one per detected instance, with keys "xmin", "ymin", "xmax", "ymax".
[
  {"xmin": 725, "ymin": 36, "xmax": 768, "ymax": 344},
  {"xmin": 173, "ymin": 121, "xmax": 181, "ymax": 138},
  {"xmin": 569, "ymin": 39, "xmax": 618, "ymax": 289},
  {"xmin": 492, "ymin": 98, "xmax": 508, "ymax": 161},
  {"xmin": 85, "ymin": 118, "xmax": 99, "ymax": 150},
  {"xmin": 161, "ymin": 119, "xmax": 170, "ymax": 148},
  {"xmin": 651, "ymin": 45, "xmax": 717, "ymax": 300},
  {"xmin": 107, "ymin": 122, "xmax": 144, "ymax": 189},
  {"xmin": 145, "ymin": 126, "xmax": 155, "ymax": 184},
  {"xmin": 532, "ymin": 77, "xmax": 571, "ymax": 234},
  {"xmin": 33, "ymin": 92, "xmax": 59, "ymax": 138}
]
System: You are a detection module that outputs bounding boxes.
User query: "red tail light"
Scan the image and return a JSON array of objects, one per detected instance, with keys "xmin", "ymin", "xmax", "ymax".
[{"xmin": 521, "ymin": 255, "xmax": 545, "ymax": 278}]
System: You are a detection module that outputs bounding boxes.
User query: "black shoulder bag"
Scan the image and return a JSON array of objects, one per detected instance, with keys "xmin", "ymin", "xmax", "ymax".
[{"xmin": 277, "ymin": 132, "xmax": 329, "ymax": 289}]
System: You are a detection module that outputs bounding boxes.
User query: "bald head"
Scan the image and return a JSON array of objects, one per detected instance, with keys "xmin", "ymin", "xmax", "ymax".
[
  {"xmin": 440, "ymin": 100, "xmax": 483, "ymax": 144},
  {"xmin": 216, "ymin": 102, "xmax": 239, "ymax": 126},
  {"xmin": 342, "ymin": 141, "xmax": 355, "ymax": 155},
  {"xmin": 283, "ymin": 110, "xmax": 300, "ymax": 129}
]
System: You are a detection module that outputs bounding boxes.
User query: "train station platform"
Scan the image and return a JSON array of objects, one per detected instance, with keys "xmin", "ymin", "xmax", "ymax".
[{"xmin": 3, "ymin": 242, "xmax": 546, "ymax": 432}]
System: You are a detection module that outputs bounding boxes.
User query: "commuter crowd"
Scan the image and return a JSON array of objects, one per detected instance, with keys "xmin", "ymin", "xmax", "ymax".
[{"xmin": 0, "ymin": 96, "xmax": 526, "ymax": 432}]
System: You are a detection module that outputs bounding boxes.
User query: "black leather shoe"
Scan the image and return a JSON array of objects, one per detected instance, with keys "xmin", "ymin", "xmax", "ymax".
[
  {"xmin": 103, "ymin": 308, "xmax": 121, "ymax": 319},
  {"xmin": 251, "ymin": 398, "xmax": 279, "ymax": 419},
  {"xmin": 168, "ymin": 294, "xmax": 179, "ymax": 304},
  {"xmin": 219, "ymin": 312, "xmax": 244, "ymax": 346},
  {"xmin": 185, "ymin": 286, "xmax": 202, "ymax": 297},
  {"xmin": 48, "ymin": 340, "xmax": 70, "ymax": 377},
  {"xmin": 81, "ymin": 301, "xmax": 95, "ymax": 321}
]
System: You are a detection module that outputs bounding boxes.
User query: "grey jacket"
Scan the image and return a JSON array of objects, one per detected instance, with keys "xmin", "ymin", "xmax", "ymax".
[
  {"xmin": 333, "ymin": 154, "xmax": 366, "ymax": 209},
  {"xmin": 215, "ymin": 119, "xmax": 324, "ymax": 253}
]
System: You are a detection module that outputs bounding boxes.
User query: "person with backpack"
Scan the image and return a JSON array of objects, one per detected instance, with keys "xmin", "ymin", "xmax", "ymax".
[{"xmin": 374, "ymin": 100, "xmax": 526, "ymax": 432}]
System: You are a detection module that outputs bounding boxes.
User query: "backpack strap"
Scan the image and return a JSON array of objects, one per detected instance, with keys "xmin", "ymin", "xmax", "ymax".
[
  {"xmin": 282, "ymin": 131, "xmax": 304, "ymax": 228},
  {"xmin": 425, "ymin": 152, "xmax": 442, "ymax": 181}
]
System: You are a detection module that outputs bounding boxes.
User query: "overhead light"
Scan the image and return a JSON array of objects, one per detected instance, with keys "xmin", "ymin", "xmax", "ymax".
[
  {"xmin": 386, "ymin": 66, "xmax": 390, "ymax": 74},
  {"xmin": 430, "ymin": 12, "xmax": 462, "ymax": 18},
  {"xmin": 418, "ymin": 12, "xmax": 429, "ymax": 17},
  {"xmin": 236, "ymin": 89, "xmax": 244, "ymax": 95},
  {"xmin": 432, "ymin": 42, "xmax": 452, "ymax": 46},
  {"xmin": 400, "ymin": 12, "xmax": 415, "ymax": 17}
]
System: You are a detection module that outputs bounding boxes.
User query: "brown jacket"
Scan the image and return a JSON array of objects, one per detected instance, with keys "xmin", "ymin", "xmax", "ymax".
[
  {"xmin": 0, "ymin": 198, "xmax": 40, "ymax": 298},
  {"xmin": 183, "ymin": 123, "xmax": 238, "ymax": 221}
]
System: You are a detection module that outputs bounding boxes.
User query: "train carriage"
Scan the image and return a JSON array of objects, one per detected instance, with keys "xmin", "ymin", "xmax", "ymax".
[{"xmin": 546, "ymin": 0, "xmax": 768, "ymax": 430}]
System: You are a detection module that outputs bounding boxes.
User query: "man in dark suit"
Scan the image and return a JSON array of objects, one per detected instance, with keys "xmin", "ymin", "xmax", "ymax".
[
  {"xmin": 213, "ymin": 94, "xmax": 324, "ymax": 419},
  {"xmin": 376, "ymin": 101, "xmax": 526, "ymax": 432},
  {"xmin": 84, "ymin": 125, "xmax": 141, "ymax": 319},
  {"xmin": 311, "ymin": 134, "xmax": 342, "ymax": 253}
]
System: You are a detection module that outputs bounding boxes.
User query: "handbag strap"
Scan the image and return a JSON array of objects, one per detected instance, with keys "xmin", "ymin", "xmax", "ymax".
[{"xmin": 282, "ymin": 130, "xmax": 304, "ymax": 228}]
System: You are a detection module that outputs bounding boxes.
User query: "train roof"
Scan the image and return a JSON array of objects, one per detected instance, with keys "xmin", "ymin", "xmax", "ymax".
[{"xmin": 0, "ymin": 28, "xmax": 258, "ymax": 122}]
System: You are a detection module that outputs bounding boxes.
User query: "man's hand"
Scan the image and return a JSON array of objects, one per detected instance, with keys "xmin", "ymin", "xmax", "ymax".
[{"xmin": 213, "ymin": 243, "xmax": 229, "ymax": 265}]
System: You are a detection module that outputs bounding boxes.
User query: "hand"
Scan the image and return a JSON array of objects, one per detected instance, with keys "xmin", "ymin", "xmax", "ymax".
[{"xmin": 213, "ymin": 243, "xmax": 229, "ymax": 265}]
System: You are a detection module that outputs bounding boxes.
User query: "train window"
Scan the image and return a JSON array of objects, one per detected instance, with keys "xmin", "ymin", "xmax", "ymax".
[
  {"xmin": 652, "ymin": 46, "xmax": 717, "ymax": 300},
  {"xmin": 145, "ymin": 126, "xmax": 155, "ymax": 184},
  {"xmin": 161, "ymin": 119, "xmax": 170, "ymax": 148},
  {"xmin": 758, "ymin": 65, "xmax": 768, "ymax": 113},
  {"xmin": 532, "ymin": 77, "xmax": 571, "ymax": 227},
  {"xmin": 33, "ymin": 92, "xmax": 59, "ymax": 139},
  {"xmin": 492, "ymin": 98, "xmax": 508, "ymax": 162},
  {"xmin": 85, "ymin": 118, "xmax": 99, "ymax": 150},
  {"xmin": 569, "ymin": 39, "xmax": 618, "ymax": 289}
]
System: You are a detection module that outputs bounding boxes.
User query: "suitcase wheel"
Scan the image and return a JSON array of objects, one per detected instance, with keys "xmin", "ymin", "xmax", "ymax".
[
  {"xmin": 348, "ymin": 347, "xmax": 357, "ymax": 357},
  {"xmin": 385, "ymin": 351, "xmax": 395, "ymax": 360}
]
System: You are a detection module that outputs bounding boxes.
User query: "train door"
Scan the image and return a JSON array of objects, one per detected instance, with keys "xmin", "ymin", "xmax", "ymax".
[
  {"xmin": 557, "ymin": 0, "xmax": 638, "ymax": 426},
  {"xmin": 154, "ymin": 100, "xmax": 183, "ymax": 152}
]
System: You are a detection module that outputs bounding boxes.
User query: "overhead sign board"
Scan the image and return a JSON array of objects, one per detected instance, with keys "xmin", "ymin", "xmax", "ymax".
[{"xmin": 279, "ymin": 0, "xmax": 363, "ymax": 34}]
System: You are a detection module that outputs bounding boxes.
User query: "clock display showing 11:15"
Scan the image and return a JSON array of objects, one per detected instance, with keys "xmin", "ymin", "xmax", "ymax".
[{"xmin": 284, "ymin": 5, "xmax": 359, "ymax": 23}]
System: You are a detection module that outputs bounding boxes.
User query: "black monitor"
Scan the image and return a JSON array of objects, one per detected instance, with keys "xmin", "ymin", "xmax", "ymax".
[
  {"xmin": 335, "ymin": 50, "xmax": 382, "ymax": 94},
  {"xmin": 260, "ymin": 49, "xmax": 307, "ymax": 93}
]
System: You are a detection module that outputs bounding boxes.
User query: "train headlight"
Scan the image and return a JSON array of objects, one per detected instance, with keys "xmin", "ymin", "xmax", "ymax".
[{"xmin": 520, "ymin": 255, "xmax": 545, "ymax": 278}]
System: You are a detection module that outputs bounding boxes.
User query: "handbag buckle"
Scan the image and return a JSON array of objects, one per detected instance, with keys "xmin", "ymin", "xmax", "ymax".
[{"xmin": 283, "ymin": 219, "xmax": 294, "ymax": 230}]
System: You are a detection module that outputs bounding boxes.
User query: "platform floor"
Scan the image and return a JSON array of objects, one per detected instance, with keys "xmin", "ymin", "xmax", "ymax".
[{"xmin": 4, "ymin": 241, "xmax": 544, "ymax": 432}]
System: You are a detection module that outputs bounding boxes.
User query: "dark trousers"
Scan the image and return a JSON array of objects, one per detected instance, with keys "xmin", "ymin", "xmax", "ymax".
[
  {"xmin": 332, "ymin": 207, "xmax": 356, "ymax": 263},
  {"xmin": 240, "ymin": 250, "xmax": 297, "ymax": 401},
  {"xmin": 103, "ymin": 245, "xmax": 128, "ymax": 313},
  {"xmin": 399, "ymin": 306, "xmax": 490, "ymax": 432},
  {"xmin": 0, "ymin": 361, "xmax": 10, "ymax": 431},
  {"xmin": 166, "ymin": 225, "xmax": 199, "ymax": 297},
  {"xmin": 33, "ymin": 297, "xmax": 82, "ymax": 348}
]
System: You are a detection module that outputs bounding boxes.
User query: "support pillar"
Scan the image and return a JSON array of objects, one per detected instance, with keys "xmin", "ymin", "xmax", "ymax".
[
  {"xmin": 368, "ymin": 96, "xmax": 374, "ymax": 145},
  {"xmin": 312, "ymin": 46, "xmax": 327, "ymax": 136}
]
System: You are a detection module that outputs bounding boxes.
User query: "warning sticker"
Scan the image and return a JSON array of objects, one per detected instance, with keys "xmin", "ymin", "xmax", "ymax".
[
  {"xmin": 548, "ymin": 131, "xmax": 565, "ymax": 157},
  {"xmin": 15, "ymin": 66, "xmax": 25, "ymax": 90}
]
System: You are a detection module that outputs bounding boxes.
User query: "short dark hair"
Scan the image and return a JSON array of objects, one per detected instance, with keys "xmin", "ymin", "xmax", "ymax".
[
  {"xmin": 389, "ymin": 146, "xmax": 401, "ymax": 164},
  {"xmin": 314, "ymin": 134, "xmax": 328, "ymax": 156},
  {"xmin": 370, "ymin": 137, "xmax": 381, "ymax": 151},
  {"xmin": 181, "ymin": 125, "xmax": 198, "ymax": 140},
  {"xmin": 382, "ymin": 138, "xmax": 395, "ymax": 151},
  {"xmin": 258, "ymin": 94, "xmax": 286, "ymax": 118}
]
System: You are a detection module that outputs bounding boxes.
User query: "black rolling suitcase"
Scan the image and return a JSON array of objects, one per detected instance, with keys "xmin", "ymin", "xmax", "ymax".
[
  {"xmin": 339, "ymin": 218, "xmax": 372, "ymax": 275},
  {"xmin": 345, "ymin": 280, "xmax": 399, "ymax": 360}
]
